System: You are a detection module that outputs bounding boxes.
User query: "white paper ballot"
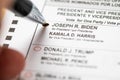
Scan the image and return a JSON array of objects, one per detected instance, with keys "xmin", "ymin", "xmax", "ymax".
[{"xmin": 1, "ymin": 0, "xmax": 120, "ymax": 80}]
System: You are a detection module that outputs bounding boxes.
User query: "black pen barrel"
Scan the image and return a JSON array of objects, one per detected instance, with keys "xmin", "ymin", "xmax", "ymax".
[{"xmin": 12, "ymin": 0, "xmax": 33, "ymax": 16}]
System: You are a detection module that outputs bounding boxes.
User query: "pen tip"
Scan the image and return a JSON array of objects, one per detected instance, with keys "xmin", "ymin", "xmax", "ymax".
[{"xmin": 42, "ymin": 23, "xmax": 49, "ymax": 27}]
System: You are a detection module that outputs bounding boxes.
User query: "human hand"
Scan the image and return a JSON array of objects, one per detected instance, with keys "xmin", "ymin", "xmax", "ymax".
[{"xmin": 0, "ymin": 0, "xmax": 25, "ymax": 80}]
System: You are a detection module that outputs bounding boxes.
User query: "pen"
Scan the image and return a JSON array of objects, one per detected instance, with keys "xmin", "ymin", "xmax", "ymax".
[{"xmin": 10, "ymin": 0, "xmax": 49, "ymax": 26}]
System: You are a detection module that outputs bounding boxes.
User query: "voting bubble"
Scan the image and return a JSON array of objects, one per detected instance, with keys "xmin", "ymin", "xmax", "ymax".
[
  {"xmin": 23, "ymin": 71, "xmax": 33, "ymax": 79},
  {"xmin": 33, "ymin": 46, "xmax": 42, "ymax": 52}
]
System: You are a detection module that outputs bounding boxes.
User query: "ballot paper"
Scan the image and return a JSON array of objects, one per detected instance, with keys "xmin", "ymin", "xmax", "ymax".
[{"xmin": 1, "ymin": 0, "xmax": 120, "ymax": 80}]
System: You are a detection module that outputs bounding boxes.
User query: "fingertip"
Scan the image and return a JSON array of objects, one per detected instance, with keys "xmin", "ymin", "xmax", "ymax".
[{"xmin": 0, "ymin": 47, "xmax": 25, "ymax": 80}]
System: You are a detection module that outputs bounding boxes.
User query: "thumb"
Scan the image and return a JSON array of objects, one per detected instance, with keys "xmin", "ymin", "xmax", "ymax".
[{"xmin": 0, "ymin": 47, "xmax": 25, "ymax": 80}]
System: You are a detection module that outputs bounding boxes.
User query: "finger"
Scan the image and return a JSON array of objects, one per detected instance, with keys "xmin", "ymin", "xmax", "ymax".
[
  {"xmin": 0, "ymin": 0, "xmax": 13, "ymax": 29},
  {"xmin": 0, "ymin": 3, "xmax": 2, "ymax": 28},
  {"xmin": 0, "ymin": 47, "xmax": 25, "ymax": 80},
  {"xmin": 0, "ymin": 0, "xmax": 13, "ymax": 8},
  {"xmin": 0, "ymin": 8, "xmax": 5, "ymax": 22}
]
